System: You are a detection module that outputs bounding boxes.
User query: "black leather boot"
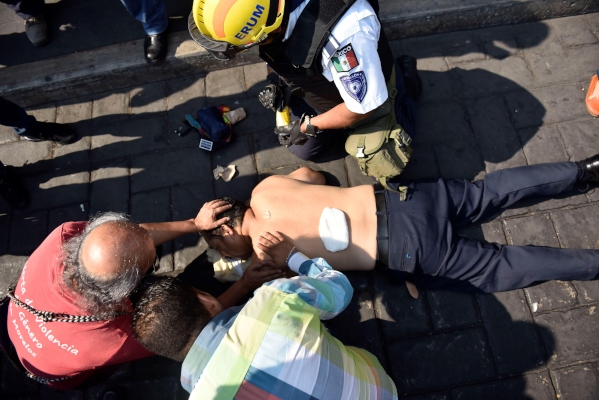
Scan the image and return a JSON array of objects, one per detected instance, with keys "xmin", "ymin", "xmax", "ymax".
[
  {"xmin": 577, "ymin": 154, "xmax": 599, "ymax": 182},
  {"xmin": 144, "ymin": 32, "xmax": 168, "ymax": 64}
]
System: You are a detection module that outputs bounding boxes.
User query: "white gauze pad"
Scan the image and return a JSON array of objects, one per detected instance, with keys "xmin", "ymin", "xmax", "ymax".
[{"xmin": 319, "ymin": 207, "xmax": 349, "ymax": 252}]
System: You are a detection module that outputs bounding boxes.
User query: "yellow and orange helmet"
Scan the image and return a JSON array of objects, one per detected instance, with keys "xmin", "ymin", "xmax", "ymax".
[{"xmin": 189, "ymin": 0, "xmax": 285, "ymax": 60}]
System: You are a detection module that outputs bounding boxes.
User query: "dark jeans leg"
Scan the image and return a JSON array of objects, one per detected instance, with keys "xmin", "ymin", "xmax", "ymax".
[
  {"xmin": 389, "ymin": 162, "xmax": 597, "ymax": 292},
  {"xmin": 446, "ymin": 161, "xmax": 579, "ymax": 228},
  {"xmin": 0, "ymin": 96, "xmax": 36, "ymax": 130},
  {"xmin": 429, "ymin": 238, "xmax": 599, "ymax": 292},
  {"xmin": 0, "ymin": 0, "xmax": 44, "ymax": 20}
]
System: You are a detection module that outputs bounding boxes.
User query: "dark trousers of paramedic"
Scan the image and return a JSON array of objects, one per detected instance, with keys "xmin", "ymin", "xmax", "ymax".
[
  {"xmin": 383, "ymin": 161, "xmax": 599, "ymax": 293},
  {"xmin": 288, "ymin": 59, "xmax": 418, "ymax": 161}
]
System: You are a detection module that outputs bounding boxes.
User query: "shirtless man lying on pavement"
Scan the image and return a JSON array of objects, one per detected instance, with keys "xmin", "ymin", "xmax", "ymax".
[{"xmin": 201, "ymin": 156, "xmax": 599, "ymax": 294}]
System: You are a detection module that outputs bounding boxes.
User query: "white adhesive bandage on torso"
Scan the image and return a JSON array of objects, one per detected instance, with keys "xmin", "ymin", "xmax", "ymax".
[{"xmin": 319, "ymin": 207, "xmax": 349, "ymax": 252}]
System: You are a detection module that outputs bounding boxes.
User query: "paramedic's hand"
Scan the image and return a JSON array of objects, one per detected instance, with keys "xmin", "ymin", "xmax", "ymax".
[
  {"xmin": 275, "ymin": 119, "xmax": 310, "ymax": 147},
  {"xmin": 257, "ymin": 231, "xmax": 295, "ymax": 268},
  {"xmin": 240, "ymin": 260, "xmax": 286, "ymax": 291},
  {"xmin": 194, "ymin": 200, "xmax": 231, "ymax": 231}
]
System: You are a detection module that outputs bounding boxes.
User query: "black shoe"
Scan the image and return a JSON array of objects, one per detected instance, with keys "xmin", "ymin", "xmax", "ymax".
[
  {"xmin": 577, "ymin": 154, "xmax": 599, "ymax": 182},
  {"xmin": 396, "ymin": 55, "xmax": 422, "ymax": 101},
  {"xmin": 0, "ymin": 166, "xmax": 30, "ymax": 210},
  {"xmin": 144, "ymin": 32, "xmax": 168, "ymax": 64},
  {"xmin": 20, "ymin": 122, "xmax": 78, "ymax": 144},
  {"xmin": 25, "ymin": 16, "xmax": 50, "ymax": 47}
]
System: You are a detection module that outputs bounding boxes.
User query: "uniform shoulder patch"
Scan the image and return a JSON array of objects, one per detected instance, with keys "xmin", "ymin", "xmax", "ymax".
[
  {"xmin": 332, "ymin": 43, "xmax": 359, "ymax": 72},
  {"xmin": 340, "ymin": 72, "xmax": 367, "ymax": 103}
]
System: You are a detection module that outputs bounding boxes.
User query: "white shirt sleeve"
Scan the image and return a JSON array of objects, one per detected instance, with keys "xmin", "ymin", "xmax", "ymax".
[{"xmin": 321, "ymin": 0, "xmax": 388, "ymax": 114}]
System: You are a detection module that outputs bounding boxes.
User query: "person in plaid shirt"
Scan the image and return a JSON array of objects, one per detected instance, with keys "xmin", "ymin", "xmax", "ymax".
[{"xmin": 132, "ymin": 232, "xmax": 397, "ymax": 400}]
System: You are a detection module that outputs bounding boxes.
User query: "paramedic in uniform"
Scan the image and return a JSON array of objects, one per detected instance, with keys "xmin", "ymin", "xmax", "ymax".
[{"xmin": 188, "ymin": 0, "xmax": 420, "ymax": 161}]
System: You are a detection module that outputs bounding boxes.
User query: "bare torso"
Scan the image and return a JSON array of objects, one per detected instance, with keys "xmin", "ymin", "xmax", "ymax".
[{"xmin": 247, "ymin": 175, "xmax": 378, "ymax": 271}]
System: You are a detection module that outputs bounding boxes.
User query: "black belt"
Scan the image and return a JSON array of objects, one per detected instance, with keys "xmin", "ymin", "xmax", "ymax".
[{"xmin": 374, "ymin": 183, "xmax": 389, "ymax": 266}]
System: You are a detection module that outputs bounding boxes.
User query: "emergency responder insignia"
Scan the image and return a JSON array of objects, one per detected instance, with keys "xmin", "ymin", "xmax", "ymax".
[
  {"xmin": 340, "ymin": 72, "xmax": 367, "ymax": 103},
  {"xmin": 332, "ymin": 44, "xmax": 359, "ymax": 72}
]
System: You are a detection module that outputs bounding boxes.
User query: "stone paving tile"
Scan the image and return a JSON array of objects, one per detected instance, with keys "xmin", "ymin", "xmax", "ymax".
[
  {"xmin": 24, "ymin": 105, "xmax": 56, "ymax": 126},
  {"xmin": 0, "ymin": 254, "xmax": 28, "ymax": 296},
  {"xmin": 524, "ymin": 281, "xmax": 578, "ymax": 313},
  {"xmin": 0, "ymin": 123, "xmax": 19, "ymax": 144},
  {"xmin": 427, "ymin": 291, "xmax": 478, "ymax": 330},
  {"xmin": 165, "ymin": 74, "xmax": 207, "ymax": 148},
  {"xmin": 56, "ymin": 99, "xmax": 93, "ymax": 170},
  {"xmin": 573, "ymin": 280, "xmax": 599, "ymax": 304},
  {"xmin": 587, "ymin": 13, "xmax": 599, "ymax": 35},
  {"xmin": 243, "ymin": 63, "xmax": 268, "ymax": 97},
  {"xmin": 400, "ymin": 34, "xmax": 445, "ymax": 59},
  {"xmin": 212, "ymin": 134, "xmax": 258, "ymax": 201},
  {"xmin": 90, "ymin": 161, "xmax": 130, "ymax": 215},
  {"xmin": 172, "ymin": 183, "xmax": 213, "ymax": 272},
  {"xmin": 254, "ymin": 129, "xmax": 305, "ymax": 171},
  {"xmin": 504, "ymin": 214, "xmax": 559, "ymax": 246},
  {"xmin": 325, "ymin": 288, "xmax": 387, "ymax": 366},
  {"xmin": 443, "ymin": 41, "xmax": 486, "ymax": 65},
  {"xmin": 551, "ymin": 205, "xmax": 599, "ymax": 250},
  {"xmin": 91, "ymin": 90, "xmax": 130, "ymax": 123},
  {"xmin": 25, "ymin": 169, "xmax": 90, "ymax": 211},
  {"xmin": 131, "ymin": 188, "xmax": 174, "ymax": 273},
  {"xmin": 225, "ymin": 96, "xmax": 273, "ymax": 137},
  {"xmin": 451, "ymin": 56, "xmax": 538, "ymax": 97},
  {"xmin": 130, "ymin": 147, "xmax": 211, "ymax": 193},
  {"xmin": 551, "ymin": 361, "xmax": 599, "ymax": 400},
  {"xmin": 466, "ymin": 96, "xmax": 527, "ymax": 173},
  {"xmin": 0, "ymin": 140, "xmax": 51, "ymax": 173},
  {"xmin": 205, "ymin": 66, "xmax": 247, "ymax": 100},
  {"xmin": 416, "ymin": 59, "xmax": 453, "ymax": 105},
  {"xmin": 551, "ymin": 15, "xmax": 598, "ymax": 47},
  {"xmin": 400, "ymin": 142, "xmax": 441, "ymax": 181},
  {"xmin": 388, "ymin": 328, "xmax": 494, "ymax": 394},
  {"xmin": 536, "ymin": 305, "xmax": 599, "ymax": 367},
  {"xmin": 373, "ymin": 270, "xmax": 431, "ymax": 339},
  {"xmin": 48, "ymin": 204, "xmax": 88, "ymax": 233},
  {"xmin": 91, "ymin": 117, "xmax": 168, "ymax": 163},
  {"xmin": 478, "ymin": 290, "xmax": 546, "ymax": 375},
  {"xmin": 9, "ymin": 210, "xmax": 47, "ymax": 255},
  {"xmin": 558, "ymin": 118, "xmax": 599, "ymax": 161},
  {"xmin": 523, "ymin": 28, "xmax": 578, "ymax": 86},
  {"xmin": 507, "ymin": 84, "xmax": 587, "ymax": 129},
  {"xmin": 129, "ymin": 82, "xmax": 168, "ymax": 115},
  {"xmin": 566, "ymin": 43, "xmax": 599, "ymax": 83},
  {"xmin": 520, "ymin": 125, "xmax": 569, "ymax": 165},
  {"xmin": 451, "ymin": 372, "xmax": 556, "ymax": 399}
]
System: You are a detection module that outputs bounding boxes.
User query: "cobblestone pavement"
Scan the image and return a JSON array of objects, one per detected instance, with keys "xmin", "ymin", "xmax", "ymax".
[{"xmin": 1, "ymin": 12, "xmax": 599, "ymax": 400}]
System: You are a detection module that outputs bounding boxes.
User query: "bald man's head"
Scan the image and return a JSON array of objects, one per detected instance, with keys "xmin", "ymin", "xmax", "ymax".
[
  {"xmin": 62, "ymin": 212, "xmax": 156, "ymax": 317},
  {"xmin": 81, "ymin": 221, "xmax": 155, "ymax": 279}
]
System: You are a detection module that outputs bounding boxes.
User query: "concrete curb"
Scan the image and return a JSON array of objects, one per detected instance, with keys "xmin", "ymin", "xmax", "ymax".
[{"xmin": 1, "ymin": 0, "xmax": 598, "ymax": 107}]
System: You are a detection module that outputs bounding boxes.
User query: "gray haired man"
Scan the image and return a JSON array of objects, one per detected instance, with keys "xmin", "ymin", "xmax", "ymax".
[{"xmin": 6, "ymin": 204, "xmax": 284, "ymax": 389}]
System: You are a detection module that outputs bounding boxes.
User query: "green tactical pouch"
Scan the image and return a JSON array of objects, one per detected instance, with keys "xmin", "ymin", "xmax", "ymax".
[{"xmin": 345, "ymin": 67, "xmax": 412, "ymax": 199}]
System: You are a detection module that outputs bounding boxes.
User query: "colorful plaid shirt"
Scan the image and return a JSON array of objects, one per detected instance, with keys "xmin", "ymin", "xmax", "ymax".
[{"xmin": 180, "ymin": 253, "xmax": 398, "ymax": 400}]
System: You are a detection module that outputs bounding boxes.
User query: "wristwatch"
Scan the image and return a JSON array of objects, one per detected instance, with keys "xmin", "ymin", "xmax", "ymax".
[{"xmin": 303, "ymin": 114, "xmax": 322, "ymax": 137}]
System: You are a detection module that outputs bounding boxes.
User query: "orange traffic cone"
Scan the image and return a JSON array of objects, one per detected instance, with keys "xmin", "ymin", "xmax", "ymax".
[{"xmin": 586, "ymin": 71, "xmax": 599, "ymax": 117}]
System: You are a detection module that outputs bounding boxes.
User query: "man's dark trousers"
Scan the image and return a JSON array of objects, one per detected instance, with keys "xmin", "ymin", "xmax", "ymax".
[{"xmin": 383, "ymin": 161, "xmax": 599, "ymax": 292}]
